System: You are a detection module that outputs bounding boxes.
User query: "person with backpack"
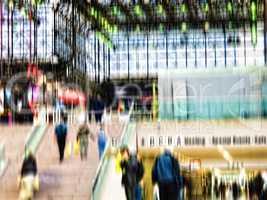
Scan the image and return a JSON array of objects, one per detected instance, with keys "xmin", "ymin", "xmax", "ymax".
[
  {"xmin": 54, "ymin": 113, "xmax": 68, "ymax": 163},
  {"xmin": 120, "ymin": 146, "xmax": 144, "ymax": 200},
  {"xmin": 77, "ymin": 121, "xmax": 94, "ymax": 160},
  {"xmin": 152, "ymin": 148, "xmax": 180, "ymax": 200}
]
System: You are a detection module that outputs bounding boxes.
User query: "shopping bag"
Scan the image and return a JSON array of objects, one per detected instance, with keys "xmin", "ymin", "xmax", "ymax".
[
  {"xmin": 18, "ymin": 176, "xmax": 35, "ymax": 200},
  {"xmin": 65, "ymin": 142, "xmax": 72, "ymax": 158},
  {"xmin": 153, "ymin": 184, "xmax": 160, "ymax": 200},
  {"xmin": 33, "ymin": 175, "xmax": 39, "ymax": 192},
  {"xmin": 74, "ymin": 140, "xmax": 80, "ymax": 156},
  {"xmin": 115, "ymin": 152, "xmax": 122, "ymax": 174}
]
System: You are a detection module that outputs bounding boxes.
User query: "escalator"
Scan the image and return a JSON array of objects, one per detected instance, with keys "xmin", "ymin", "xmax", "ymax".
[{"xmin": 91, "ymin": 112, "xmax": 137, "ymax": 200}]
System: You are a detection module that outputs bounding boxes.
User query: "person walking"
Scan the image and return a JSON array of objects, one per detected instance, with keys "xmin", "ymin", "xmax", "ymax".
[
  {"xmin": 54, "ymin": 114, "xmax": 68, "ymax": 163},
  {"xmin": 18, "ymin": 152, "xmax": 39, "ymax": 200},
  {"xmin": 20, "ymin": 152, "xmax": 37, "ymax": 176},
  {"xmin": 77, "ymin": 121, "xmax": 94, "ymax": 160},
  {"xmin": 94, "ymin": 94, "xmax": 105, "ymax": 123},
  {"xmin": 219, "ymin": 181, "xmax": 226, "ymax": 200},
  {"xmin": 232, "ymin": 181, "xmax": 239, "ymax": 200},
  {"xmin": 87, "ymin": 92, "xmax": 93, "ymax": 122},
  {"xmin": 152, "ymin": 149, "xmax": 180, "ymax": 200},
  {"xmin": 135, "ymin": 154, "xmax": 144, "ymax": 200},
  {"xmin": 97, "ymin": 123, "xmax": 107, "ymax": 160},
  {"xmin": 254, "ymin": 172, "xmax": 264, "ymax": 200},
  {"xmin": 120, "ymin": 146, "xmax": 144, "ymax": 200}
]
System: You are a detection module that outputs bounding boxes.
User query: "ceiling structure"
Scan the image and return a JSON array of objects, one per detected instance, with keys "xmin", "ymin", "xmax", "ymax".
[
  {"xmin": 1, "ymin": 0, "xmax": 265, "ymax": 80},
  {"xmin": 55, "ymin": 0, "xmax": 264, "ymax": 48}
]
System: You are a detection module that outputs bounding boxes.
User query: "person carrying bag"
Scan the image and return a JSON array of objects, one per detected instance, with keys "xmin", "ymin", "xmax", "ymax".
[{"xmin": 76, "ymin": 121, "xmax": 94, "ymax": 160}]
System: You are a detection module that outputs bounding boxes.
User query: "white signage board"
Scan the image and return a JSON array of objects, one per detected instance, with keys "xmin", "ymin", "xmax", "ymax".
[{"xmin": 138, "ymin": 134, "xmax": 267, "ymax": 148}]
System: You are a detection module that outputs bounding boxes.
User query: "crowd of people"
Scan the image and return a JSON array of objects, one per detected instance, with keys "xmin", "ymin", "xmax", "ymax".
[
  {"xmin": 117, "ymin": 146, "xmax": 267, "ymax": 200},
  {"xmin": 17, "ymin": 93, "xmax": 108, "ymax": 199},
  {"xmin": 54, "ymin": 112, "xmax": 107, "ymax": 163},
  {"xmin": 117, "ymin": 146, "xmax": 183, "ymax": 200},
  {"xmin": 213, "ymin": 172, "xmax": 267, "ymax": 200},
  {"xmin": 248, "ymin": 172, "xmax": 267, "ymax": 200},
  {"xmin": 17, "ymin": 92, "xmax": 267, "ymax": 200},
  {"xmin": 214, "ymin": 179, "xmax": 242, "ymax": 200}
]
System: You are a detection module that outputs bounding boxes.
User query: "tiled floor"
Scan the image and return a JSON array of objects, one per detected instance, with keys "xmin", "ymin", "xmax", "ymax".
[
  {"xmin": 0, "ymin": 121, "xmax": 123, "ymax": 200},
  {"xmin": 0, "ymin": 125, "xmax": 32, "ymax": 200}
]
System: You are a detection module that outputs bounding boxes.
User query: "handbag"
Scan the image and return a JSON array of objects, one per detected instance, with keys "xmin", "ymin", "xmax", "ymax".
[
  {"xmin": 33, "ymin": 175, "xmax": 39, "ymax": 192},
  {"xmin": 153, "ymin": 184, "xmax": 160, "ymax": 200},
  {"xmin": 115, "ymin": 152, "xmax": 122, "ymax": 174},
  {"xmin": 65, "ymin": 142, "xmax": 72, "ymax": 158},
  {"xmin": 74, "ymin": 140, "xmax": 80, "ymax": 156}
]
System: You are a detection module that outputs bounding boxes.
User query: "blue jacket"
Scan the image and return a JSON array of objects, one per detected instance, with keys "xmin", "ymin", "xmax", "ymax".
[
  {"xmin": 152, "ymin": 151, "xmax": 180, "ymax": 185},
  {"xmin": 55, "ymin": 123, "xmax": 67, "ymax": 138},
  {"xmin": 98, "ymin": 130, "xmax": 107, "ymax": 149}
]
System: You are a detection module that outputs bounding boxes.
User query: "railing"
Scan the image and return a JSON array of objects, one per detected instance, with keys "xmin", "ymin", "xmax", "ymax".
[
  {"xmin": 24, "ymin": 124, "xmax": 48, "ymax": 157},
  {"xmin": 90, "ymin": 102, "xmax": 135, "ymax": 200},
  {"xmin": 0, "ymin": 143, "xmax": 8, "ymax": 178}
]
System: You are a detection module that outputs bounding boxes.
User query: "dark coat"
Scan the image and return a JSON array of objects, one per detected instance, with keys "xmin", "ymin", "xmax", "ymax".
[
  {"xmin": 21, "ymin": 156, "xmax": 37, "ymax": 177},
  {"xmin": 121, "ymin": 155, "xmax": 144, "ymax": 187}
]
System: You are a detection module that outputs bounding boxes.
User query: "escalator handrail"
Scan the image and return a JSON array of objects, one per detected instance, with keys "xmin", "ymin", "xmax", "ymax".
[
  {"xmin": 24, "ymin": 126, "xmax": 39, "ymax": 149},
  {"xmin": 91, "ymin": 102, "xmax": 135, "ymax": 200},
  {"xmin": 119, "ymin": 102, "xmax": 134, "ymax": 145},
  {"xmin": 91, "ymin": 139, "xmax": 110, "ymax": 196},
  {"xmin": 24, "ymin": 124, "xmax": 47, "ymax": 157},
  {"xmin": 0, "ymin": 143, "xmax": 8, "ymax": 178},
  {"xmin": 0, "ymin": 143, "xmax": 4, "ymax": 161}
]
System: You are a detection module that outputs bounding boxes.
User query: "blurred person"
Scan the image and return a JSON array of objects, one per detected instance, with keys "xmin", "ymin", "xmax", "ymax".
[
  {"xmin": 232, "ymin": 181, "xmax": 239, "ymax": 200},
  {"xmin": 120, "ymin": 146, "xmax": 144, "ymax": 200},
  {"xmin": 94, "ymin": 94, "xmax": 105, "ymax": 123},
  {"xmin": 214, "ymin": 178, "xmax": 219, "ymax": 198},
  {"xmin": 54, "ymin": 113, "xmax": 68, "ymax": 162},
  {"xmin": 87, "ymin": 92, "xmax": 93, "ymax": 122},
  {"xmin": 18, "ymin": 152, "xmax": 39, "ymax": 200},
  {"xmin": 56, "ymin": 99, "xmax": 65, "ymax": 111},
  {"xmin": 136, "ymin": 155, "xmax": 144, "ymax": 200},
  {"xmin": 97, "ymin": 123, "xmax": 107, "ymax": 160},
  {"xmin": 179, "ymin": 175, "xmax": 184, "ymax": 200},
  {"xmin": 77, "ymin": 121, "xmax": 94, "ymax": 160},
  {"xmin": 219, "ymin": 181, "xmax": 226, "ymax": 200},
  {"xmin": 254, "ymin": 171, "xmax": 264, "ymax": 200},
  {"xmin": 152, "ymin": 148, "xmax": 180, "ymax": 200},
  {"xmin": 249, "ymin": 179, "xmax": 254, "ymax": 199}
]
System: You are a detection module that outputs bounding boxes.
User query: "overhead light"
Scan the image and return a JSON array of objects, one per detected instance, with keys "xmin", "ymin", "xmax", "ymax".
[
  {"xmin": 159, "ymin": 23, "xmax": 164, "ymax": 33},
  {"xmin": 112, "ymin": 5, "xmax": 119, "ymax": 16},
  {"xmin": 227, "ymin": 1, "xmax": 233, "ymax": 14},
  {"xmin": 157, "ymin": 4, "xmax": 164, "ymax": 15},
  {"xmin": 181, "ymin": 22, "xmax": 187, "ymax": 33},
  {"xmin": 112, "ymin": 25, "xmax": 118, "ymax": 33},
  {"xmin": 204, "ymin": 21, "xmax": 209, "ymax": 32},
  {"xmin": 251, "ymin": 1, "xmax": 257, "ymax": 22},
  {"xmin": 251, "ymin": 22, "xmax": 257, "ymax": 47},
  {"xmin": 204, "ymin": 3, "xmax": 209, "ymax": 13},
  {"xmin": 134, "ymin": 4, "xmax": 143, "ymax": 17},
  {"xmin": 181, "ymin": 3, "xmax": 187, "ymax": 14},
  {"xmin": 217, "ymin": 145, "xmax": 233, "ymax": 164}
]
